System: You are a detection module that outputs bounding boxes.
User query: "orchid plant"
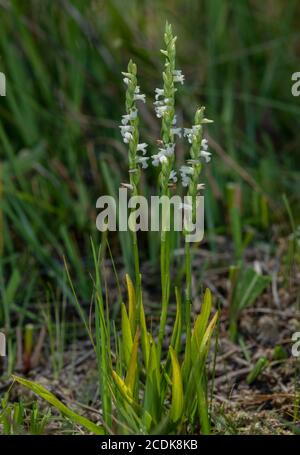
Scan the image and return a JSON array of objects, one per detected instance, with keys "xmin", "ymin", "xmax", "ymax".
[{"xmin": 13, "ymin": 22, "xmax": 218, "ymax": 436}]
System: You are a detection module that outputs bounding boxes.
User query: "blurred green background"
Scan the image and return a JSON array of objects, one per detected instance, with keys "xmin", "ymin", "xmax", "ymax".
[{"xmin": 0, "ymin": 0, "xmax": 300, "ymax": 319}]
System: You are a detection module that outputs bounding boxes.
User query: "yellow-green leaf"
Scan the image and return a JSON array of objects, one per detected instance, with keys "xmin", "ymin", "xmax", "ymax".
[
  {"xmin": 185, "ymin": 310, "xmax": 219, "ymax": 414},
  {"xmin": 191, "ymin": 288, "xmax": 212, "ymax": 359},
  {"xmin": 148, "ymin": 336, "xmax": 160, "ymax": 392},
  {"xmin": 112, "ymin": 371, "xmax": 134, "ymax": 405},
  {"xmin": 125, "ymin": 331, "xmax": 139, "ymax": 393},
  {"xmin": 12, "ymin": 375, "xmax": 105, "ymax": 435},
  {"xmin": 140, "ymin": 300, "xmax": 150, "ymax": 368},
  {"xmin": 169, "ymin": 347, "xmax": 184, "ymax": 422},
  {"xmin": 122, "ymin": 302, "xmax": 133, "ymax": 366},
  {"xmin": 200, "ymin": 311, "xmax": 219, "ymax": 353},
  {"xmin": 126, "ymin": 274, "xmax": 136, "ymax": 336},
  {"xmin": 171, "ymin": 287, "xmax": 182, "ymax": 353}
]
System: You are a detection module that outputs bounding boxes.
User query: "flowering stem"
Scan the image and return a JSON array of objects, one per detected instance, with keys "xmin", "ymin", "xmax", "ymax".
[
  {"xmin": 158, "ymin": 197, "xmax": 171, "ymax": 359},
  {"xmin": 132, "ymin": 230, "xmax": 141, "ymax": 323},
  {"xmin": 184, "ymin": 241, "xmax": 192, "ymax": 358},
  {"xmin": 120, "ymin": 60, "xmax": 148, "ymax": 329},
  {"xmin": 183, "ymin": 107, "xmax": 212, "ymax": 362},
  {"xmin": 156, "ymin": 22, "xmax": 178, "ymax": 359}
]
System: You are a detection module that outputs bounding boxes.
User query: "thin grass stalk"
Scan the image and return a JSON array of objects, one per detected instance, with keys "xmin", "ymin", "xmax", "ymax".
[{"xmin": 91, "ymin": 239, "xmax": 112, "ymax": 428}]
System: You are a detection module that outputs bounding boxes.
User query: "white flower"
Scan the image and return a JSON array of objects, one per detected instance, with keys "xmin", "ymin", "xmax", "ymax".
[
  {"xmin": 180, "ymin": 165, "xmax": 194, "ymax": 175},
  {"xmin": 134, "ymin": 93, "xmax": 146, "ymax": 103},
  {"xmin": 199, "ymin": 138, "xmax": 211, "ymax": 162},
  {"xmin": 121, "ymin": 116, "xmax": 129, "ymax": 125},
  {"xmin": 200, "ymin": 150, "xmax": 212, "ymax": 162},
  {"xmin": 169, "ymin": 170, "xmax": 177, "ymax": 183},
  {"xmin": 137, "ymin": 156, "xmax": 149, "ymax": 169},
  {"xmin": 171, "ymin": 127, "xmax": 182, "ymax": 138},
  {"xmin": 134, "ymin": 86, "xmax": 146, "ymax": 103},
  {"xmin": 119, "ymin": 125, "xmax": 134, "ymax": 143},
  {"xmin": 121, "ymin": 183, "xmax": 134, "ymax": 190},
  {"xmin": 172, "ymin": 115, "xmax": 177, "ymax": 125},
  {"xmin": 121, "ymin": 72, "xmax": 133, "ymax": 85},
  {"xmin": 155, "ymin": 88, "xmax": 164, "ymax": 100},
  {"xmin": 182, "ymin": 177, "xmax": 190, "ymax": 187},
  {"xmin": 183, "ymin": 128, "xmax": 192, "ymax": 136},
  {"xmin": 119, "ymin": 125, "xmax": 133, "ymax": 136},
  {"xmin": 197, "ymin": 183, "xmax": 206, "ymax": 190},
  {"xmin": 165, "ymin": 143, "xmax": 175, "ymax": 156},
  {"xmin": 173, "ymin": 69, "xmax": 185, "ymax": 84},
  {"xmin": 154, "ymin": 104, "xmax": 169, "ymax": 118},
  {"xmin": 121, "ymin": 110, "xmax": 137, "ymax": 125},
  {"xmin": 159, "ymin": 143, "xmax": 175, "ymax": 157},
  {"xmin": 180, "ymin": 165, "xmax": 194, "ymax": 187},
  {"xmin": 123, "ymin": 132, "xmax": 133, "ymax": 143},
  {"xmin": 151, "ymin": 142, "xmax": 175, "ymax": 166},
  {"xmin": 183, "ymin": 128, "xmax": 194, "ymax": 144},
  {"xmin": 151, "ymin": 151, "xmax": 168, "ymax": 167},
  {"xmin": 184, "ymin": 125, "xmax": 202, "ymax": 143},
  {"xmin": 137, "ymin": 143, "xmax": 148, "ymax": 155},
  {"xmin": 201, "ymin": 138, "xmax": 208, "ymax": 150},
  {"xmin": 121, "ymin": 71, "xmax": 132, "ymax": 78}
]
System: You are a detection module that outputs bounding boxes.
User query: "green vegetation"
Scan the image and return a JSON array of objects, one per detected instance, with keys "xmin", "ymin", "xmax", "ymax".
[{"xmin": 0, "ymin": 0, "xmax": 300, "ymax": 436}]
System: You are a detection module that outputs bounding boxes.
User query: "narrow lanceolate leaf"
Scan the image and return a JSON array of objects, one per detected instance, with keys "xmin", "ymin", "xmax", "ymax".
[
  {"xmin": 171, "ymin": 287, "xmax": 182, "ymax": 353},
  {"xmin": 199, "ymin": 310, "xmax": 219, "ymax": 354},
  {"xmin": 112, "ymin": 371, "xmax": 134, "ymax": 406},
  {"xmin": 169, "ymin": 347, "xmax": 184, "ymax": 423},
  {"xmin": 140, "ymin": 299, "xmax": 150, "ymax": 369},
  {"xmin": 121, "ymin": 302, "xmax": 133, "ymax": 366},
  {"xmin": 12, "ymin": 376, "xmax": 105, "ymax": 435},
  {"xmin": 142, "ymin": 336, "xmax": 162, "ymax": 424},
  {"xmin": 125, "ymin": 331, "xmax": 139, "ymax": 393},
  {"xmin": 143, "ymin": 339, "xmax": 161, "ymax": 425},
  {"xmin": 148, "ymin": 337, "xmax": 160, "ymax": 394},
  {"xmin": 185, "ymin": 310, "xmax": 219, "ymax": 418},
  {"xmin": 183, "ymin": 288, "xmax": 212, "ymax": 381},
  {"xmin": 197, "ymin": 376, "xmax": 210, "ymax": 434},
  {"xmin": 126, "ymin": 274, "xmax": 136, "ymax": 336},
  {"xmin": 191, "ymin": 288, "xmax": 212, "ymax": 359}
]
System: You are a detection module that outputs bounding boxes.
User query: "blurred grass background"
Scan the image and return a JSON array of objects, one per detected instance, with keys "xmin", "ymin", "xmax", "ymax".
[{"xmin": 0, "ymin": 0, "xmax": 300, "ymax": 319}]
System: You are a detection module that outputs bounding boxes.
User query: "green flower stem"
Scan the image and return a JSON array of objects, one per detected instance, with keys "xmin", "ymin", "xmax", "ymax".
[
  {"xmin": 158, "ymin": 201, "xmax": 171, "ymax": 359},
  {"xmin": 132, "ymin": 229, "xmax": 141, "ymax": 323},
  {"xmin": 157, "ymin": 23, "xmax": 177, "ymax": 359},
  {"xmin": 184, "ymin": 241, "xmax": 192, "ymax": 361},
  {"xmin": 123, "ymin": 60, "xmax": 142, "ymax": 325},
  {"xmin": 184, "ymin": 108, "xmax": 205, "ymax": 357}
]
